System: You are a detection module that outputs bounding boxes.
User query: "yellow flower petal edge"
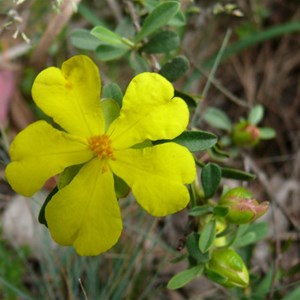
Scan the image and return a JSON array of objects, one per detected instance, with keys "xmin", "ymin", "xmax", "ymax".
[
  {"xmin": 32, "ymin": 55, "xmax": 105, "ymax": 137},
  {"xmin": 107, "ymin": 72, "xmax": 189, "ymax": 149},
  {"xmin": 110, "ymin": 143, "xmax": 196, "ymax": 216},
  {"xmin": 45, "ymin": 158, "xmax": 123, "ymax": 256},
  {"xmin": 5, "ymin": 121, "xmax": 93, "ymax": 197}
]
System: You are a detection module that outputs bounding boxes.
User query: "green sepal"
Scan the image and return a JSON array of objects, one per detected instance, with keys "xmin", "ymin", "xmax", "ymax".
[
  {"xmin": 213, "ymin": 206, "xmax": 229, "ymax": 217},
  {"xmin": 159, "ymin": 55, "xmax": 189, "ymax": 82},
  {"xmin": 38, "ymin": 186, "xmax": 59, "ymax": 227},
  {"xmin": 135, "ymin": 1, "xmax": 180, "ymax": 42},
  {"xmin": 114, "ymin": 174, "xmax": 130, "ymax": 198},
  {"xmin": 100, "ymin": 98, "xmax": 120, "ymax": 130},
  {"xmin": 103, "ymin": 83, "xmax": 123, "ymax": 107},
  {"xmin": 199, "ymin": 219, "xmax": 216, "ymax": 253},
  {"xmin": 167, "ymin": 265, "xmax": 204, "ymax": 290},
  {"xmin": 58, "ymin": 164, "xmax": 83, "ymax": 189},
  {"xmin": 142, "ymin": 30, "xmax": 180, "ymax": 54},
  {"xmin": 201, "ymin": 163, "xmax": 222, "ymax": 199}
]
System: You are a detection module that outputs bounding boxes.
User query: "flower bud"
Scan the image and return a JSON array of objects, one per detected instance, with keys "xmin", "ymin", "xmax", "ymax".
[
  {"xmin": 232, "ymin": 121, "xmax": 260, "ymax": 147},
  {"xmin": 206, "ymin": 248, "xmax": 249, "ymax": 288},
  {"xmin": 219, "ymin": 187, "xmax": 269, "ymax": 224}
]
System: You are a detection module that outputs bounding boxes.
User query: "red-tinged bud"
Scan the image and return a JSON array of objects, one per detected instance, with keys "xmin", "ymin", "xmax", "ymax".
[
  {"xmin": 206, "ymin": 248, "xmax": 249, "ymax": 288},
  {"xmin": 232, "ymin": 121, "xmax": 260, "ymax": 147},
  {"xmin": 219, "ymin": 187, "xmax": 269, "ymax": 224}
]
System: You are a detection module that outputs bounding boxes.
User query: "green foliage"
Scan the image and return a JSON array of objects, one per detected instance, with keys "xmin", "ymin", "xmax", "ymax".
[
  {"xmin": 135, "ymin": 1, "xmax": 180, "ymax": 42},
  {"xmin": 201, "ymin": 163, "xmax": 222, "ymax": 199},
  {"xmin": 203, "ymin": 107, "xmax": 233, "ymax": 131},
  {"xmin": 167, "ymin": 265, "xmax": 203, "ymax": 290},
  {"xmin": 159, "ymin": 55, "xmax": 189, "ymax": 82}
]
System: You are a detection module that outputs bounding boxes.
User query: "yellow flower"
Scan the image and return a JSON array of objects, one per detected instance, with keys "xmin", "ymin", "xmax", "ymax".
[{"xmin": 5, "ymin": 55, "xmax": 196, "ymax": 255}]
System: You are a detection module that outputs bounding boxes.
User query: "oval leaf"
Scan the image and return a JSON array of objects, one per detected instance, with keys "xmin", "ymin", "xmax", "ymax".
[
  {"xmin": 199, "ymin": 219, "xmax": 216, "ymax": 253},
  {"xmin": 173, "ymin": 130, "xmax": 217, "ymax": 152},
  {"xmin": 91, "ymin": 26, "xmax": 127, "ymax": 47},
  {"xmin": 159, "ymin": 55, "xmax": 189, "ymax": 82},
  {"xmin": 142, "ymin": 30, "xmax": 180, "ymax": 53},
  {"xmin": 203, "ymin": 107, "xmax": 232, "ymax": 131},
  {"xmin": 135, "ymin": 1, "xmax": 180, "ymax": 42},
  {"xmin": 167, "ymin": 265, "xmax": 204, "ymax": 290},
  {"xmin": 259, "ymin": 127, "xmax": 276, "ymax": 139},
  {"xmin": 201, "ymin": 163, "xmax": 222, "ymax": 198},
  {"xmin": 70, "ymin": 29, "xmax": 102, "ymax": 50},
  {"xmin": 248, "ymin": 104, "xmax": 264, "ymax": 125},
  {"xmin": 96, "ymin": 44, "xmax": 128, "ymax": 61}
]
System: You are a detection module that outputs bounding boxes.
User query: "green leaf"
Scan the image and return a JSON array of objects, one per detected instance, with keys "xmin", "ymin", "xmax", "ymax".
[
  {"xmin": 135, "ymin": 1, "xmax": 180, "ymax": 42},
  {"xmin": 205, "ymin": 269, "xmax": 228, "ymax": 285},
  {"xmin": 70, "ymin": 29, "xmax": 102, "ymax": 50},
  {"xmin": 248, "ymin": 104, "xmax": 264, "ymax": 125},
  {"xmin": 199, "ymin": 219, "xmax": 216, "ymax": 253},
  {"xmin": 213, "ymin": 206, "xmax": 229, "ymax": 217},
  {"xmin": 167, "ymin": 10, "xmax": 186, "ymax": 26},
  {"xmin": 203, "ymin": 107, "xmax": 233, "ymax": 131},
  {"xmin": 173, "ymin": 130, "xmax": 217, "ymax": 152},
  {"xmin": 114, "ymin": 174, "xmax": 130, "ymax": 198},
  {"xmin": 129, "ymin": 52, "xmax": 150, "ymax": 74},
  {"xmin": 174, "ymin": 90, "xmax": 197, "ymax": 108},
  {"xmin": 100, "ymin": 98, "xmax": 120, "ymax": 130},
  {"xmin": 103, "ymin": 83, "xmax": 123, "ymax": 107},
  {"xmin": 159, "ymin": 55, "xmax": 189, "ymax": 82},
  {"xmin": 254, "ymin": 266, "xmax": 274, "ymax": 298},
  {"xmin": 91, "ymin": 26, "xmax": 127, "ymax": 47},
  {"xmin": 259, "ymin": 127, "xmax": 276, "ymax": 139},
  {"xmin": 142, "ymin": 30, "xmax": 180, "ymax": 53},
  {"xmin": 186, "ymin": 233, "xmax": 210, "ymax": 264},
  {"xmin": 221, "ymin": 166, "xmax": 256, "ymax": 181},
  {"xmin": 189, "ymin": 205, "xmax": 213, "ymax": 217},
  {"xmin": 38, "ymin": 186, "xmax": 58, "ymax": 227},
  {"xmin": 208, "ymin": 145, "xmax": 230, "ymax": 160},
  {"xmin": 201, "ymin": 163, "xmax": 222, "ymax": 198},
  {"xmin": 167, "ymin": 265, "xmax": 203, "ymax": 290},
  {"xmin": 233, "ymin": 222, "xmax": 269, "ymax": 248},
  {"xmin": 282, "ymin": 285, "xmax": 300, "ymax": 300},
  {"xmin": 58, "ymin": 164, "xmax": 83, "ymax": 189},
  {"xmin": 96, "ymin": 44, "xmax": 128, "ymax": 61}
]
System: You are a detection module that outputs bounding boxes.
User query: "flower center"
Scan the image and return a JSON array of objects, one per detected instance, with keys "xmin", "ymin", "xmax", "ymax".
[{"xmin": 88, "ymin": 134, "xmax": 114, "ymax": 160}]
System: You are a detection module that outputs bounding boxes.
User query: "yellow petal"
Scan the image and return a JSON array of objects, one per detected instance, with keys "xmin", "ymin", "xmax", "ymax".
[
  {"xmin": 45, "ymin": 158, "xmax": 122, "ymax": 256},
  {"xmin": 32, "ymin": 55, "xmax": 105, "ymax": 137},
  {"xmin": 107, "ymin": 73, "xmax": 189, "ymax": 149},
  {"xmin": 5, "ymin": 121, "xmax": 93, "ymax": 197},
  {"xmin": 109, "ymin": 143, "xmax": 196, "ymax": 216}
]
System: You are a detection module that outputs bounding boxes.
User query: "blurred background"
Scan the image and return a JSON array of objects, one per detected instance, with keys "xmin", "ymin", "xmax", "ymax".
[{"xmin": 0, "ymin": 0, "xmax": 299, "ymax": 299}]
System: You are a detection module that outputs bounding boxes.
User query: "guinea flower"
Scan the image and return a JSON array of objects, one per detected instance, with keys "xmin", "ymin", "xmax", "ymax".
[{"xmin": 5, "ymin": 55, "xmax": 196, "ymax": 255}]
